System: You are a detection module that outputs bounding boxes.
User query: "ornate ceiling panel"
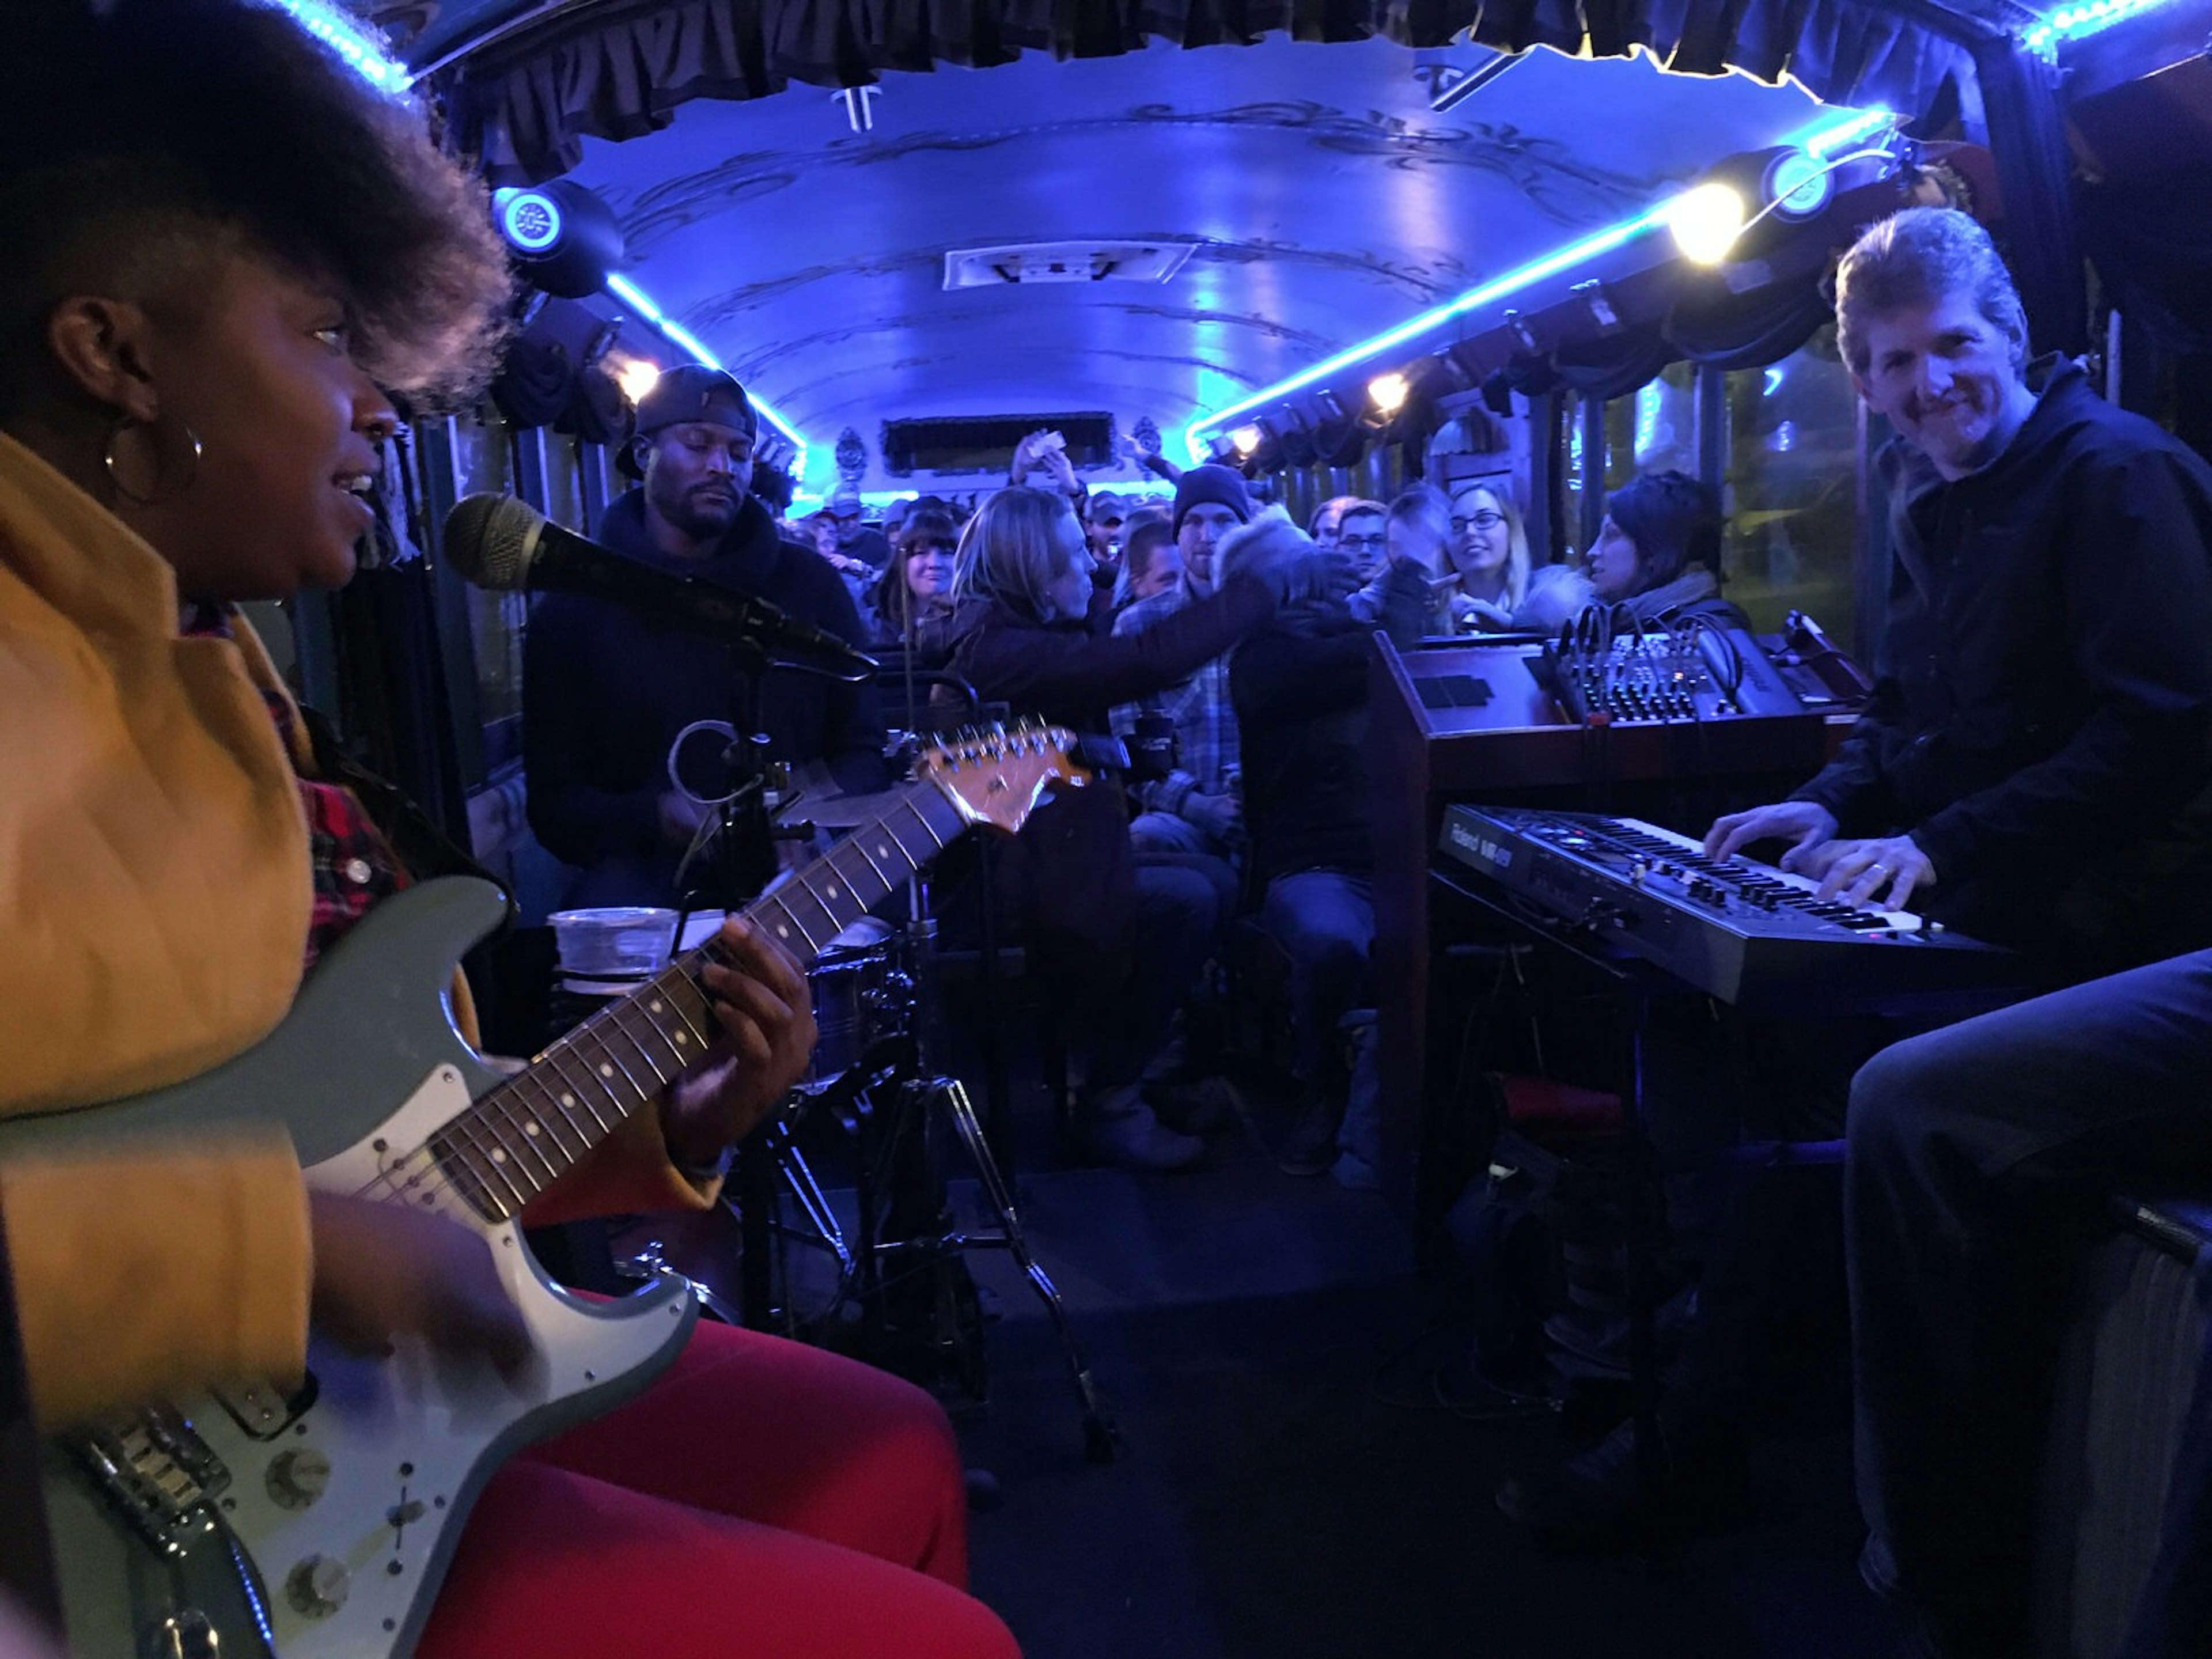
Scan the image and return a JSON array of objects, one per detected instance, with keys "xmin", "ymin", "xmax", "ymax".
[{"xmin": 560, "ymin": 35, "xmax": 1839, "ymax": 482}]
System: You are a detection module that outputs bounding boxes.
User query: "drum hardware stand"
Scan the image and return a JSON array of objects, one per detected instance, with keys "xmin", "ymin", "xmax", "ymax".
[{"xmin": 833, "ymin": 912, "xmax": 1120, "ymax": 1463}]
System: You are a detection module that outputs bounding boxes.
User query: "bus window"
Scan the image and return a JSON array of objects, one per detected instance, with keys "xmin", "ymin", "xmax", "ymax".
[
  {"xmin": 449, "ymin": 409, "xmax": 527, "ymax": 760},
  {"xmin": 1719, "ymin": 324, "xmax": 1859, "ymax": 638},
  {"xmin": 1605, "ymin": 361, "xmax": 1697, "ymax": 491}
]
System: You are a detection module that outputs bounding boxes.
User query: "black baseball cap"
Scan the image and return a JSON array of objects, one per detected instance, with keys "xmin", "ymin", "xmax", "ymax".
[{"xmin": 619, "ymin": 365, "xmax": 756, "ymax": 479}]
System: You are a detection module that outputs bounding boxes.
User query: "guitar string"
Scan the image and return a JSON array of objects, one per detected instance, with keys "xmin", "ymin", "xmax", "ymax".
[{"xmin": 331, "ymin": 768, "xmax": 1010, "ymax": 1227}]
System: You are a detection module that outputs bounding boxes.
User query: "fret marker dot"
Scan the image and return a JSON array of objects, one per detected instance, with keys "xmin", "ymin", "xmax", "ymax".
[
  {"xmin": 649, "ymin": 999, "xmax": 664, "ymax": 1014},
  {"xmin": 776, "ymin": 925, "xmax": 790, "ymax": 939},
  {"xmin": 826, "ymin": 882, "xmax": 840, "ymax": 899},
  {"xmin": 560, "ymin": 1093, "xmax": 575, "ymax": 1108},
  {"xmin": 491, "ymin": 1148, "xmax": 507, "ymax": 1164},
  {"xmin": 675, "ymin": 1031, "xmax": 690, "ymax": 1046},
  {"xmin": 524, "ymin": 1121, "xmax": 540, "ymax": 1137},
  {"xmin": 599, "ymin": 1063, "xmax": 614, "ymax": 1078},
  {"xmin": 878, "ymin": 844, "xmax": 891, "ymax": 858}
]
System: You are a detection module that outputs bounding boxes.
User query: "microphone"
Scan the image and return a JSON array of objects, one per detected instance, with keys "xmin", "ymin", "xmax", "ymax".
[{"xmin": 442, "ymin": 493, "xmax": 880, "ymax": 680}]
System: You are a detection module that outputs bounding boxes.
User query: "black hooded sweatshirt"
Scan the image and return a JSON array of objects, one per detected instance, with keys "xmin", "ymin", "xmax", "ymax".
[
  {"xmin": 1791, "ymin": 358, "xmax": 2212, "ymax": 967},
  {"xmin": 524, "ymin": 489, "xmax": 885, "ymax": 883}
]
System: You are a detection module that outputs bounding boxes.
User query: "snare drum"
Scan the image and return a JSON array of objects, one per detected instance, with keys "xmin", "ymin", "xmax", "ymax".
[{"xmin": 802, "ymin": 944, "xmax": 901, "ymax": 1086}]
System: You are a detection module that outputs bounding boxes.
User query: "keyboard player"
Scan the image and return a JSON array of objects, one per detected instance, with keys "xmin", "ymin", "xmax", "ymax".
[
  {"xmin": 1704, "ymin": 210, "xmax": 2212, "ymax": 982},
  {"xmin": 1499, "ymin": 207, "xmax": 2212, "ymax": 1565}
]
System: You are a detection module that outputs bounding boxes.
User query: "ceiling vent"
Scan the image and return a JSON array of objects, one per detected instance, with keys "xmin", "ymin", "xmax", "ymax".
[{"xmin": 944, "ymin": 240, "xmax": 1196, "ymax": 290}]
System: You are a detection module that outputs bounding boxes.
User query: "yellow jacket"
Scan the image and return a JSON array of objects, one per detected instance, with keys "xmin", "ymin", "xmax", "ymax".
[{"xmin": 0, "ymin": 433, "xmax": 709, "ymax": 1426}]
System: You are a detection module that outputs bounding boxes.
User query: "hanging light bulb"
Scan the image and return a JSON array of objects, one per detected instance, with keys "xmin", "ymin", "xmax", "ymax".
[
  {"xmin": 613, "ymin": 356, "xmax": 662, "ymax": 405},
  {"xmin": 1230, "ymin": 423, "xmax": 1264, "ymax": 457},
  {"xmin": 1368, "ymin": 372, "xmax": 1411, "ymax": 416},
  {"xmin": 1669, "ymin": 181, "xmax": 1749, "ymax": 266}
]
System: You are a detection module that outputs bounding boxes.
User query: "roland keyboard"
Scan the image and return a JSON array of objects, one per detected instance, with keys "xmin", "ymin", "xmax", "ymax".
[{"xmin": 1437, "ymin": 806, "xmax": 2019, "ymax": 1007}]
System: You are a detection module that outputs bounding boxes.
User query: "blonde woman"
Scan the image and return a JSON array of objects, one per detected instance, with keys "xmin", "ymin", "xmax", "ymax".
[
  {"xmin": 1447, "ymin": 480, "xmax": 1531, "ymax": 626},
  {"xmin": 942, "ymin": 487, "xmax": 1302, "ymax": 1170}
]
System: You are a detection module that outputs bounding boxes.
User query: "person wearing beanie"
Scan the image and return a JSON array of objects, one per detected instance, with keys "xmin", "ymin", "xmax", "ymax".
[
  {"xmin": 525, "ymin": 364, "xmax": 886, "ymax": 909},
  {"xmin": 1112, "ymin": 463, "xmax": 1256, "ymax": 863}
]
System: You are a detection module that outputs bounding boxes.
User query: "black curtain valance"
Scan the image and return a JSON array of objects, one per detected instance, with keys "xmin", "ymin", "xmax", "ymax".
[{"xmin": 452, "ymin": 0, "xmax": 1979, "ymax": 183}]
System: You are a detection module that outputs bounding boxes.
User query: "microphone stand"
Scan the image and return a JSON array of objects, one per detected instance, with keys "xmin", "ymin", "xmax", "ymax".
[{"xmin": 681, "ymin": 643, "xmax": 873, "ymax": 1332}]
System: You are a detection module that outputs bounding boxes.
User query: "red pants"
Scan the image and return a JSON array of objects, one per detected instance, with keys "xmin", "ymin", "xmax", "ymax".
[{"xmin": 416, "ymin": 1319, "xmax": 1021, "ymax": 1658}]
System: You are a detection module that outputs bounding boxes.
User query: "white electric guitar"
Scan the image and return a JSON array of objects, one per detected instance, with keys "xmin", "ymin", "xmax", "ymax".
[{"xmin": 0, "ymin": 725, "xmax": 1082, "ymax": 1658}]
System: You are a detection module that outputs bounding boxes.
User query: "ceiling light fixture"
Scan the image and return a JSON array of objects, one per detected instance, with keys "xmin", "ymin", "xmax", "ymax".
[
  {"xmin": 1230, "ymin": 423, "xmax": 1266, "ymax": 456},
  {"xmin": 612, "ymin": 356, "xmax": 663, "ymax": 406},
  {"xmin": 1367, "ymin": 373, "xmax": 1411, "ymax": 417},
  {"xmin": 2023, "ymin": 0, "xmax": 2180, "ymax": 50},
  {"xmin": 1184, "ymin": 105, "xmax": 1893, "ymax": 461},
  {"xmin": 268, "ymin": 0, "xmax": 412, "ymax": 91},
  {"xmin": 1668, "ymin": 181, "xmax": 1751, "ymax": 265},
  {"xmin": 604, "ymin": 274, "xmax": 810, "ymax": 479}
]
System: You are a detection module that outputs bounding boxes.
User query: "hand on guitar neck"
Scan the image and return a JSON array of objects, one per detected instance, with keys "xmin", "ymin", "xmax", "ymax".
[
  {"xmin": 305, "ymin": 918, "xmax": 813, "ymax": 1366},
  {"xmin": 660, "ymin": 915, "xmax": 817, "ymax": 1169}
]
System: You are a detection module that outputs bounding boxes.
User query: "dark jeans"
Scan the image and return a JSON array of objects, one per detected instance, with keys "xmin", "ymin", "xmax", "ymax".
[
  {"xmin": 1260, "ymin": 870, "xmax": 1374, "ymax": 1085},
  {"xmin": 1071, "ymin": 858, "xmax": 1224, "ymax": 1103},
  {"xmin": 1846, "ymin": 950, "xmax": 2212, "ymax": 1657}
]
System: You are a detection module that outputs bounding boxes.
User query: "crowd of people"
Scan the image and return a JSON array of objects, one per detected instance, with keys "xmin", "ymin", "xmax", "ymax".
[{"xmin": 6, "ymin": 4, "xmax": 2212, "ymax": 1658}]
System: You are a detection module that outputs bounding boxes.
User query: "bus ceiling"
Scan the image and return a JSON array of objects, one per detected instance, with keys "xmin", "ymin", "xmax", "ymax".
[{"xmin": 334, "ymin": 0, "xmax": 2205, "ymax": 492}]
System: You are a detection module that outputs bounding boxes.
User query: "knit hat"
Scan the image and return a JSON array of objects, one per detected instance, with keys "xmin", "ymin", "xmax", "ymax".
[{"xmin": 1173, "ymin": 465, "xmax": 1252, "ymax": 532}]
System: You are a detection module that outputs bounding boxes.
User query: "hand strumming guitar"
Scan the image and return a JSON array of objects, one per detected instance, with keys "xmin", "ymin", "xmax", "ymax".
[{"xmin": 309, "ymin": 1191, "xmax": 531, "ymax": 1369}]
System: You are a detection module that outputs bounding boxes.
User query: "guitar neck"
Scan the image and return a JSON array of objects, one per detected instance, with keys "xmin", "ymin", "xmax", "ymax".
[{"xmin": 428, "ymin": 781, "xmax": 972, "ymax": 1221}]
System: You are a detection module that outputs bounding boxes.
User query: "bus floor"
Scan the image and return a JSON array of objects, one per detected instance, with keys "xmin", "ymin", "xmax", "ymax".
[{"xmin": 649, "ymin": 1066, "xmax": 1925, "ymax": 1659}]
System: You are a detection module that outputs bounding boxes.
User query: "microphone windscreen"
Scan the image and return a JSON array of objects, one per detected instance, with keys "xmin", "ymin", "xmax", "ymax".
[{"xmin": 444, "ymin": 494, "xmax": 547, "ymax": 591}]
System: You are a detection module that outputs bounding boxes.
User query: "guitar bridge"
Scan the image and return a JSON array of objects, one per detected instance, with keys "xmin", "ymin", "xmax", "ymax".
[{"xmin": 73, "ymin": 1407, "xmax": 231, "ymax": 1548}]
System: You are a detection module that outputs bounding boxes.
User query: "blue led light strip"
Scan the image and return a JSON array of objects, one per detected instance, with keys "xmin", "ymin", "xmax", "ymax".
[
  {"xmin": 605, "ymin": 275, "xmax": 812, "ymax": 476},
  {"xmin": 266, "ymin": 0, "xmax": 411, "ymax": 90},
  {"xmin": 1183, "ymin": 105, "xmax": 1893, "ymax": 462},
  {"xmin": 2022, "ymin": 0, "xmax": 2179, "ymax": 49}
]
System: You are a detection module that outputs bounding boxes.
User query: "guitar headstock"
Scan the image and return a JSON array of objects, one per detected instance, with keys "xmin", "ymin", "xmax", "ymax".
[{"xmin": 915, "ymin": 721, "xmax": 1087, "ymax": 834}]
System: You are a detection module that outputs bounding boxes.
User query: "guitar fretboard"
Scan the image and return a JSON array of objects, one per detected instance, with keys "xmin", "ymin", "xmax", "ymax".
[{"xmin": 429, "ymin": 782, "xmax": 971, "ymax": 1222}]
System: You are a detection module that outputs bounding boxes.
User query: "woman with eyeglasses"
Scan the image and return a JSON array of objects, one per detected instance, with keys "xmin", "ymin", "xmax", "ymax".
[{"xmin": 1446, "ymin": 482, "xmax": 1531, "ymax": 623}]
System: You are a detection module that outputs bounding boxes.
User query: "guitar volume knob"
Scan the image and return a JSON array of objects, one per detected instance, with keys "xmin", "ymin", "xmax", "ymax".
[
  {"xmin": 267, "ymin": 1446, "xmax": 332, "ymax": 1510},
  {"xmin": 285, "ymin": 1554, "xmax": 351, "ymax": 1619}
]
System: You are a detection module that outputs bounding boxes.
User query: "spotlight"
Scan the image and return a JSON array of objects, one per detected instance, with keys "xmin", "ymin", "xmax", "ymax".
[
  {"xmin": 498, "ymin": 190, "xmax": 566, "ymax": 255},
  {"xmin": 1368, "ymin": 372, "xmax": 1411, "ymax": 416},
  {"xmin": 493, "ymin": 182, "xmax": 625, "ymax": 300},
  {"xmin": 1765, "ymin": 149, "xmax": 1837, "ymax": 218},
  {"xmin": 612, "ymin": 355, "xmax": 662, "ymax": 406},
  {"xmin": 1669, "ymin": 181, "xmax": 1748, "ymax": 266},
  {"xmin": 1230, "ymin": 423, "xmax": 1264, "ymax": 457},
  {"xmin": 1671, "ymin": 144, "xmax": 1859, "ymax": 266}
]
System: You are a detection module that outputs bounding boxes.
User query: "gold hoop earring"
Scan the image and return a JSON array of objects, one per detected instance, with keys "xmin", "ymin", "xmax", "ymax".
[{"xmin": 103, "ymin": 419, "xmax": 202, "ymax": 507}]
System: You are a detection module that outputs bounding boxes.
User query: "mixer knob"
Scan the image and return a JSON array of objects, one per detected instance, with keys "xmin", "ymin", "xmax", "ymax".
[
  {"xmin": 285, "ymin": 1554, "xmax": 351, "ymax": 1619},
  {"xmin": 267, "ymin": 1446, "xmax": 332, "ymax": 1510}
]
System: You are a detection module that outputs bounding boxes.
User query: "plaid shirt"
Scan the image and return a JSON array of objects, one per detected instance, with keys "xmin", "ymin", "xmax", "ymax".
[
  {"xmin": 183, "ymin": 606, "xmax": 407, "ymax": 970},
  {"xmin": 1111, "ymin": 578, "xmax": 1238, "ymax": 813}
]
